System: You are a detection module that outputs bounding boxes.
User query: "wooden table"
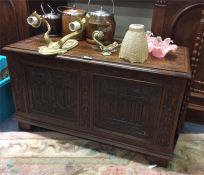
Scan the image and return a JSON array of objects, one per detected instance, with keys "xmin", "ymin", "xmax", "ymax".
[{"xmin": 3, "ymin": 35, "xmax": 191, "ymax": 166}]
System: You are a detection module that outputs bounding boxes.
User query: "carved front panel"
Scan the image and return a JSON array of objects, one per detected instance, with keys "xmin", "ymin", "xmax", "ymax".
[
  {"xmin": 93, "ymin": 74, "xmax": 162, "ymax": 142},
  {"xmin": 25, "ymin": 66, "xmax": 79, "ymax": 123}
]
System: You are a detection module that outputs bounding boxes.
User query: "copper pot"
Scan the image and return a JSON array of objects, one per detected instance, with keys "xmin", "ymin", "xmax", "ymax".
[
  {"xmin": 86, "ymin": 0, "xmax": 116, "ymax": 45},
  {"xmin": 57, "ymin": 5, "xmax": 86, "ymax": 40}
]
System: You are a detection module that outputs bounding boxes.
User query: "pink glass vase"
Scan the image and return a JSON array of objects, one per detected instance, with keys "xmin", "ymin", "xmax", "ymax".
[{"xmin": 146, "ymin": 31, "xmax": 178, "ymax": 58}]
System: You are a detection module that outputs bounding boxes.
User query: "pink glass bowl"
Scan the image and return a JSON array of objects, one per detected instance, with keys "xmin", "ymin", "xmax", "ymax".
[{"xmin": 146, "ymin": 31, "xmax": 178, "ymax": 58}]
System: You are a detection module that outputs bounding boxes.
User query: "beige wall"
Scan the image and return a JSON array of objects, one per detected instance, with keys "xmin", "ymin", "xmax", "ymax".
[{"xmin": 76, "ymin": 2, "xmax": 154, "ymax": 39}]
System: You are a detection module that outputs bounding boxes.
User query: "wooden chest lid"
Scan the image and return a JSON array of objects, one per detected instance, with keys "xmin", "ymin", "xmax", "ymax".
[{"xmin": 3, "ymin": 35, "xmax": 191, "ymax": 78}]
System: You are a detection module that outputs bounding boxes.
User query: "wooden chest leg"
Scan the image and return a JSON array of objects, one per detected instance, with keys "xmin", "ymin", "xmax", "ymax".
[
  {"xmin": 146, "ymin": 155, "xmax": 169, "ymax": 167},
  {"xmin": 18, "ymin": 122, "xmax": 33, "ymax": 131}
]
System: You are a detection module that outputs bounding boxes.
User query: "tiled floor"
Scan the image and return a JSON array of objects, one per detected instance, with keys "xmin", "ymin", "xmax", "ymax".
[{"xmin": 0, "ymin": 115, "xmax": 204, "ymax": 133}]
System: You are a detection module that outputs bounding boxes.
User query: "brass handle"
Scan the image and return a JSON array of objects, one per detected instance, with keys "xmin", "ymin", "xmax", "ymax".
[
  {"xmin": 41, "ymin": 3, "xmax": 55, "ymax": 15},
  {"xmin": 88, "ymin": 0, "xmax": 115, "ymax": 14},
  {"xmin": 57, "ymin": 6, "xmax": 72, "ymax": 14}
]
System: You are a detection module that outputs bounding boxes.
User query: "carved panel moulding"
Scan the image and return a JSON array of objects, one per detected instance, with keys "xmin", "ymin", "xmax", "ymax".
[
  {"xmin": 155, "ymin": 0, "xmax": 168, "ymax": 5},
  {"xmin": 93, "ymin": 75, "xmax": 163, "ymax": 141},
  {"xmin": 26, "ymin": 66, "xmax": 78, "ymax": 121},
  {"xmin": 194, "ymin": 80, "xmax": 204, "ymax": 85},
  {"xmin": 156, "ymin": 86, "xmax": 180, "ymax": 146},
  {"xmin": 80, "ymin": 71, "xmax": 91, "ymax": 128},
  {"xmin": 189, "ymin": 6, "xmax": 204, "ymax": 93},
  {"xmin": 9, "ymin": 59, "xmax": 27, "ymax": 113},
  {"xmin": 190, "ymin": 88, "xmax": 204, "ymax": 94},
  {"xmin": 170, "ymin": 3, "xmax": 204, "ymax": 39}
]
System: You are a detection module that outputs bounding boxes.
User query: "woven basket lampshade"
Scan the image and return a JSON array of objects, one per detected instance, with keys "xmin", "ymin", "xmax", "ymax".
[{"xmin": 119, "ymin": 24, "xmax": 148, "ymax": 63}]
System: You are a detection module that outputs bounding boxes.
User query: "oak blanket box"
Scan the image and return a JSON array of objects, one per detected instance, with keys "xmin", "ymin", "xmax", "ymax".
[{"xmin": 3, "ymin": 35, "xmax": 191, "ymax": 166}]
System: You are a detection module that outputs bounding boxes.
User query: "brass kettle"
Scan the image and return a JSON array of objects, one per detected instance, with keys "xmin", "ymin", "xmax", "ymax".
[{"xmin": 86, "ymin": 0, "xmax": 116, "ymax": 45}]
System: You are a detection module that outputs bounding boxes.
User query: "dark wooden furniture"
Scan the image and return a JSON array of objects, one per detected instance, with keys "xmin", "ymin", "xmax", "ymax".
[
  {"xmin": 0, "ymin": 0, "xmax": 29, "ymax": 54},
  {"xmin": 151, "ymin": 0, "xmax": 204, "ymax": 124},
  {"xmin": 3, "ymin": 35, "xmax": 190, "ymax": 166}
]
